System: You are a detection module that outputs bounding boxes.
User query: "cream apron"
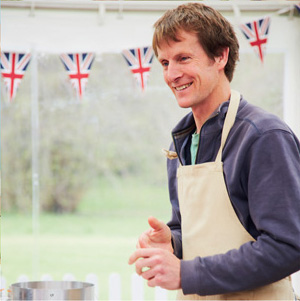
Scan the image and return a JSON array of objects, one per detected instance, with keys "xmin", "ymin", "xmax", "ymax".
[{"xmin": 175, "ymin": 90, "xmax": 294, "ymax": 300}]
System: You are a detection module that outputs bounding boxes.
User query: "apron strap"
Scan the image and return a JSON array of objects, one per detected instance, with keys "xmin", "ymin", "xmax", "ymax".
[{"xmin": 215, "ymin": 90, "xmax": 240, "ymax": 163}]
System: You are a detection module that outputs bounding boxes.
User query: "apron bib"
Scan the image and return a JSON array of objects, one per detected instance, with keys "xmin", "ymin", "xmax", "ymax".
[{"xmin": 176, "ymin": 90, "xmax": 294, "ymax": 300}]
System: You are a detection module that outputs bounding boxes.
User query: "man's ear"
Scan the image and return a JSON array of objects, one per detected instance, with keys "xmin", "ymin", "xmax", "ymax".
[{"xmin": 216, "ymin": 47, "xmax": 229, "ymax": 70}]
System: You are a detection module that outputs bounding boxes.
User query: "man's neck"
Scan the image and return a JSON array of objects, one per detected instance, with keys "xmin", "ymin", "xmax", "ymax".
[{"xmin": 192, "ymin": 84, "xmax": 231, "ymax": 134}]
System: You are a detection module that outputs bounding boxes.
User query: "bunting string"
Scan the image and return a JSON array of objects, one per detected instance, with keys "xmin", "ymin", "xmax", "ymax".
[{"xmin": 1, "ymin": 4, "xmax": 299, "ymax": 101}]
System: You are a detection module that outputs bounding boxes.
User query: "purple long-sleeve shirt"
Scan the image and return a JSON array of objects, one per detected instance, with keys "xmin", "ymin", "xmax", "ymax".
[{"xmin": 167, "ymin": 96, "xmax": 300, "ymax": 296}]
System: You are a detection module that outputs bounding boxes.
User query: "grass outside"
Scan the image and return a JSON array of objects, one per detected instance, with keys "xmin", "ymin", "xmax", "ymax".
[{"xmin": 1, "ymin": 176, "xmax": 177, "ymax": 300}]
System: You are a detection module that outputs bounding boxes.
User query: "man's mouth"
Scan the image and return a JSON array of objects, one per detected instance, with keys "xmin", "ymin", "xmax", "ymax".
[{"xmin": 174, "ymin": 82, "xmax": 193, "ymax": 91}]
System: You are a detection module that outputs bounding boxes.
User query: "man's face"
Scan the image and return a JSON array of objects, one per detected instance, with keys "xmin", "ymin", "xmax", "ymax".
[{"xmin": 157, "ymin": 30, "xmax": 223, "ymax": 110}]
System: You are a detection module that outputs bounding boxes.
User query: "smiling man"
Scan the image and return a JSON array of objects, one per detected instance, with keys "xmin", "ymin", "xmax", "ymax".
[
  {"xmin": 129, "ymin": 3, "xmax": 300, "ymax": 300},
  {"xmin": 157, "ymin": 28, "xmax": 230, "ymax": 132}
]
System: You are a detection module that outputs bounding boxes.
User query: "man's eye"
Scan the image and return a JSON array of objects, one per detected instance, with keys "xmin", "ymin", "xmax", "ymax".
[
  {"xmin": 181, "ymin": 57, "xmax": 189, "ymax": 62},
  {"xmin": 161, "ymin": 61, "xmax": 169, "ymax": 67}
]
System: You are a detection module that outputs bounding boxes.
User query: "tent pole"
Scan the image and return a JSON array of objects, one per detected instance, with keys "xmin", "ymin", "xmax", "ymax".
[{"xmin": 31, "ymin": 48, "xmax": 40, "ymax": 280}]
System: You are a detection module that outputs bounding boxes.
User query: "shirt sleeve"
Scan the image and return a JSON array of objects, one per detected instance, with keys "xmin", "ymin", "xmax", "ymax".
[{"xmin": 180, "ymin": 130, "xmax": 300, "ymax": 296}]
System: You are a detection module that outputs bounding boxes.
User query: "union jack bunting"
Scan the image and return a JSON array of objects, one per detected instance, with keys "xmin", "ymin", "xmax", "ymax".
[
  {"xmin": 239, "ymin": 16, "xmax": 271, "ymax": 63},
  {"xmin": 1, "ymin": 52, "xmax": 31, "ymax": 101},
  {"xmin": 60, "ymin": 53, "xmax": 95, "ymax": 99},
  {"xmin": 122, "ymin": 46, "xmax": 154, "ymax": 91}
]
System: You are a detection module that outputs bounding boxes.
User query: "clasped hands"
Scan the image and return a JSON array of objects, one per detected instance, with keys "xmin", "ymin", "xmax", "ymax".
[{"xmin": 128, "ymin": 216, "xmax": 181, "ymax": 290}]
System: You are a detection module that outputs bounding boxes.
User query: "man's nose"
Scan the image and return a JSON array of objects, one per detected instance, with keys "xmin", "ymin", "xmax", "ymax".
[{"xmin": 166, "ymin": 63, "xmax": 182, "ymax": 82}]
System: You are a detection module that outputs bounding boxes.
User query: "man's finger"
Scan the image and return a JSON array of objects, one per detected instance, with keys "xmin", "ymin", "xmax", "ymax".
[
  {"xmin": 135, "ymin": 257, "xmax": 153, "ymax": 275},
  {"xmin": 128, "ymin": 248, "xmax": 156, "ymax": 265},
  {"xmin": 141, "ymin": 267, "xmax": 157, "ymax": 281},
  {"xmin": 147, "ymin": 276, "xmax": 157, "ymax": 288},
  {"xmin": 148, "ymin": 216, "xmax": 164, "ymax": 232},
  {"xmin": 138, "ymin": 231, "xmax": 151, "ymax": 249}
]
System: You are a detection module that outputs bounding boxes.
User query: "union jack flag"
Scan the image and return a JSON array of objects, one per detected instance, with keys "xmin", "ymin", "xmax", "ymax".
[
  {"xmin": 1, "ymin": 52, "xmax": 31, "ymax": 101},
  {"xmin": 60, "ymin": 53, "xmax": 95, "ymax": 99},
  {"xmin": 239, "ymin": 16, "xmax": 271, "ymax": 63},
  {"xmin": 122, "ymin": 46, "xmax": 154, "ymax": 91}
]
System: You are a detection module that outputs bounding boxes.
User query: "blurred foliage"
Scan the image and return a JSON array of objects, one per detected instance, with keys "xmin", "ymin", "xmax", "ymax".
[
  {"xmin": 1, "ymin": 51, "xmax": 284, "ymax": 213},
  {"xmin": 1, "ymin": 53, "xmax": 184, "ymax": 213}
]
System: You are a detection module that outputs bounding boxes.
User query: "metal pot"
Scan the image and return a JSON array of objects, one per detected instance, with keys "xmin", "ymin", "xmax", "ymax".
[{"xmin": 10, "ymin": 281, "xmax": 94, "ymax": 300}]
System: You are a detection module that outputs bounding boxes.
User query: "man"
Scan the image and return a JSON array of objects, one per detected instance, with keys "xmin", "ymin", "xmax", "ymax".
[{"xmin": 129, "ymin": 3, "xmax": 300, "ymax": 300}]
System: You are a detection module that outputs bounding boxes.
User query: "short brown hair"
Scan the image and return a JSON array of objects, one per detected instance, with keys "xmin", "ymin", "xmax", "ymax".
[{"xmin": 152, "ymin": 3, "xmax": 239, "ymax": 82}]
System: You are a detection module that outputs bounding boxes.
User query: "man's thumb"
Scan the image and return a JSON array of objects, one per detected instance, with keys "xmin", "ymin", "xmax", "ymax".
[{"xmin": 148, "ymin": 216, "xmax": 164, "ymax": 232}]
